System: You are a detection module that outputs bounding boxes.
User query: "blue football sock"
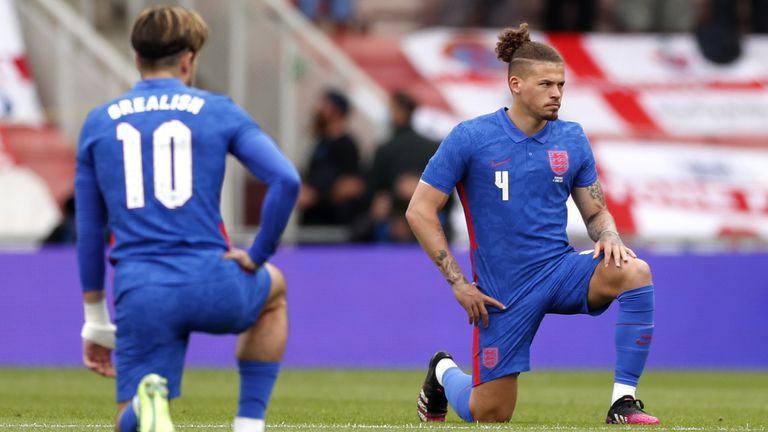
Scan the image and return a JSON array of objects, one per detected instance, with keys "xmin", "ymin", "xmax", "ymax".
[
  {"xmin": 118, "ymin": 400, "xmax": 138, "ymax": 432},
  {"xmin": 615, "ymin": 285, "xmax": 655, "ymax": 387},
  {"xmin": 237, "ymin": 360, "xmax": 280, "ymax": 419},
  {"xmin": 442, "ymin": 367, "xmax": 475, "ymax": 422}
]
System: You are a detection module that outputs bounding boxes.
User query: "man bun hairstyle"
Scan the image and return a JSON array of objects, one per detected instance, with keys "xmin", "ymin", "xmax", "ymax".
[
  {"xmin": 131, "ymin": 6, "xmax": 209, "ymax": 70},
  {"xmin": 496, "ymin": 23, "xmax": 563, "ymax": 77}
]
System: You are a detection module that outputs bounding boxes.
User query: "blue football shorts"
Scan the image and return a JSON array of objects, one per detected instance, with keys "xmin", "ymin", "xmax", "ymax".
[
  {"xmin": 472, "ymin": 250, "xmax": 607, "ymax": 385},
  {"xmin": 114, "ymin": 262, "xmax": 271, "ymax": 402}
]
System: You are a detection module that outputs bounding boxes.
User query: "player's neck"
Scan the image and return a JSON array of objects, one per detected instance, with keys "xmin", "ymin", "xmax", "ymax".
[
  {"xmin": 140, "ymin": 70, "xmax": 189, "ymax": 84},
  {"xmin": 506, "ymin": 105, "xmax": 547, "ymax": 137}
]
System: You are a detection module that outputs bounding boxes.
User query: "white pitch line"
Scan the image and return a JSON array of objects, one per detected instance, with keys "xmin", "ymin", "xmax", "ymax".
[{"xmin": 0, "ymin": 424, "xmax": 764, "ymax": 431}]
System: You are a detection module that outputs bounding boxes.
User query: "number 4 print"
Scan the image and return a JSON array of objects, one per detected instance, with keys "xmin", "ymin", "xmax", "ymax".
[{"xmin": 495, "ymin": 170, "xmax": 509, "ymax": 201}]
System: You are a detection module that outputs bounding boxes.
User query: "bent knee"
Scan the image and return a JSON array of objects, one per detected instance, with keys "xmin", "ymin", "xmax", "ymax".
[
  {"xmin": 265, "ymin": 263, "xmax": 286, "ymax": 296},
  {"xmin": 473, "ymin": 406, "xmax": 514, "ymax": 423},
  {"xmin": 627, "ymin": 258, "xmax": 652, "ymax": 287},
  {"xmin": 263, "ymin": 263, "xmax": 287, "ymax": 310}
]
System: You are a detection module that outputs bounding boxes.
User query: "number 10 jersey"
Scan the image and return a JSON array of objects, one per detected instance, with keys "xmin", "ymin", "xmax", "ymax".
[{"xmin": 75, "ymin": 77, "xmax": 295, "ymax": 295}]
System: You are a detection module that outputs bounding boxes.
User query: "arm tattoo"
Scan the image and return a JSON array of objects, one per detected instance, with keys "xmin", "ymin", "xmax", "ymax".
[
  {"xmin": 583, "ymin": 181, "xmax": 617, "ymax": 241},
  {"xmin": 435, "ymin": 249, "xmax": 468, "ymax": 285},
  {"xmin": 586, "ymin": 214, "xmax": 615, "ymax": 242},
  {"xmin": 586, "ymin": 181, "xmax": 606, "ymax": 206}
]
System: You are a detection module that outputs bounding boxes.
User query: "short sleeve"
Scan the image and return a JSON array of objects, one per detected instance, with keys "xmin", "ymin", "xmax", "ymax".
[
  {"xmin": 574, "ymin": 132, "xmax": 598, "ymax": 188},
  {"xmin": 420, "ymin": 124, "xmax": 470, "ymax": 194}
]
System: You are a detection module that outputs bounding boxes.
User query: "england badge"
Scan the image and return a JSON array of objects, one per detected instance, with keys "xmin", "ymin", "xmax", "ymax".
[
  {"xmin": 547, "ymin": 150, "xmax": 569, "ymax": 175},
  {"xmin": 482, "ymin": 347, "xmax": 499, "ymax": 369}
]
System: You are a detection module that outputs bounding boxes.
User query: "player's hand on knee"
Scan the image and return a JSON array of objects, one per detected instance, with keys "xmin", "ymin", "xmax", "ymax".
[
  {"xmin": 594, "ymin": 231, "xmax": 636, "ymax": 268},
  {"xmin": 452, "ymin": 282, "xmax": 505, "ymax": 328},
  {"xmin": 224, "ymin": 248, "xmax": 259, "ymax": 273},
  {"xmin": 82, "ymin": 339, "xmax": 115, "ymax": 378}
]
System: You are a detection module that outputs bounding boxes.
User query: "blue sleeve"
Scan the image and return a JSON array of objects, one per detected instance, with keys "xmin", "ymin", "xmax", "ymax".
[
  {"xmin": 574, "ymin": 130, "xmax": 598, "ymax": 188},
  {"xmin": 75, "ymin": 125, "xmax": 108, "ymax": 292},
  {"xmin": 230, "ymin": 125, "xmax": 300, "ymax": 265},
  {"xmin": 420, "ymin": 124, "xmax": 470, "ymax": 194}
]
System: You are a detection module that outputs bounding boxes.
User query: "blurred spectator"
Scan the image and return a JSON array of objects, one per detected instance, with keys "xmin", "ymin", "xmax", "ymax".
[
  {"xmin": 298, "ymin": 89, "xmax": 366, "ymax": 227},
  {"xmin": 611, "ymin": 0, "xmax": 696, "ymax": 32},
  {"xmin": 44, "ymin": 195, "xmax": 76, "ymax": 244},
  {"xmin": 432, "ymin": 0, "xmax": 535, "ymax": 28},
  {"xmin": 693, "ymin": 0, "xmax": 767, "ymax": 64},
  {"xmin": 297, "ymin": 0, "xmax": 354, "ymax": 32},
  {"xmin": 695, "ymin": 0, "xmax": 743, "ymax": 63},
  {"xmin": 362, "ymin": 92, "xmax": 443, "ymax": 243},
  {"xmin": 752, "ymin": 0, "xmax": 768, "ymax": 32},
  {"xmin": 542, "ymin": 0, "xmax": 598, "ymax": 31}
]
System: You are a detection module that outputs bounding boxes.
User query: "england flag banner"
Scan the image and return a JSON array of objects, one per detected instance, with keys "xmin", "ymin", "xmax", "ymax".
[
  {"xmin": 403, "ymin": 29, "xmax": 768, "ymax": 243},
  {"xmin": 401, "ymin": 29, "xmax": 768, "ymax": 137},
  {"xmin": 0, "ymin": 0, "xmax": 44, "ymax": 125},
  {"xmin": 593, "ymin": 139, "xmax": 768, "ymax": 242}
]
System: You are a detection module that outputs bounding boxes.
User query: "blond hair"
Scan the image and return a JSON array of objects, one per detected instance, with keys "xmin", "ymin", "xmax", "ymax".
[{"xmin": 131, "ymin": 6, "xmax": 209, "ymax": 70}]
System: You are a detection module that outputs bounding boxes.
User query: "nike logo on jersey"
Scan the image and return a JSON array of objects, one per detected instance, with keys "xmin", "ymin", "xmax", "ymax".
[{"xmin": 490, "ymin": 158, "xmax": 512, "ymax": 168}]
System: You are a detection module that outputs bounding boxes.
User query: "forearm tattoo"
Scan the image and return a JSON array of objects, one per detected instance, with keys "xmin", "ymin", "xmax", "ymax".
[
  {"xmin": 587, "ymin": 218, "xmax": 615, "ymax": 242},
  {"xmin": 584, "ymin": 181, "xmax": 619, "ymax": 242},
  {"xmin": 586, "ymin": 210, "xmax": 621, "ymax": 243},
  {"xmin": 435, "ymin": 250, "xmax": 468, "ymax": 285}
]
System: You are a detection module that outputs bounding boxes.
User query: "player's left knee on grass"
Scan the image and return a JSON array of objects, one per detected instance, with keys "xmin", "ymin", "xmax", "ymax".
[
  {"xmin": 114, "ymin": 402, "xmax": 132, "ymax": 432},
  {"xmin": 471, "ymin": 403, "xmax": 514, "ymax": 423}
]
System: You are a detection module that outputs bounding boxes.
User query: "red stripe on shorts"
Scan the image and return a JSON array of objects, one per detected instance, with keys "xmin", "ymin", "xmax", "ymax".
[
  {"xmin": 458, "ymin": 181, "xmax": 481, "ymax": 385},
  {"xmin": 472, "ymin": 325, "xmax": 480, "ymax": 386},
  {"xmin": 456, "ymin": 182, "xmax": 478, "ymax": 281}
]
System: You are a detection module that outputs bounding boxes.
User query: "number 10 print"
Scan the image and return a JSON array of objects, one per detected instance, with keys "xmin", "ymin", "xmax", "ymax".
[{"xmin": 117, "ymin": 120, "xmax": 193, "ymax": 210}]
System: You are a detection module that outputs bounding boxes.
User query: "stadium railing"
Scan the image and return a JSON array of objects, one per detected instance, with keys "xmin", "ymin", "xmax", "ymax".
[{"xmin": 26, "ymin": 0, "xmax": 390, "ymax": 244}]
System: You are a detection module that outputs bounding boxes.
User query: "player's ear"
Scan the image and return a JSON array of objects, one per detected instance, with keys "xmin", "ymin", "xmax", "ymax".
[
  {"xmin": 178, "ymin": 51, "xmax": 194, "ymax": 76},
  {"xmin": 180, "ymin": 51, "xmax": 194, "ymax": 70},
  {"xmin": 508, "ymin": 75, "xmax": 522, "ymax": 95}
]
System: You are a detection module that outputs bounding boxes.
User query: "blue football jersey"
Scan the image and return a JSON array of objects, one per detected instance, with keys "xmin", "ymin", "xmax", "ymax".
[
  {"xmin": 421, "ymin": 108, "xmax": 598, "ymax": 305},
  {"xmin": 76, "ymin": 78, "xmax": 299, "ymax": 293}
]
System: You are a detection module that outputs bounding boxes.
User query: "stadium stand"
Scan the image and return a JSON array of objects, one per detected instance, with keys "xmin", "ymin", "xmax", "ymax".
[
  {"xmin": 0, "ymin": 0, "xmax": 76, "ymax": 243},
  {"xmin": 1, "ymin": 6, "xmax": 767, "ymax": 429},
  {"xmin": 3, "ymin": 0, "xmax": 768, "ymax": 246}
]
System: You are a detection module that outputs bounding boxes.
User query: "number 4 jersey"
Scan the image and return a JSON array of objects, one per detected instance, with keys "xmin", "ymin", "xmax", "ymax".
[
  {"xmin": 75, "ymin": 78, "xmax": 300, "ymax": 295},
  {"xmin": 420, "ymin": 107, "xmax": 598, "ymax": 304}
]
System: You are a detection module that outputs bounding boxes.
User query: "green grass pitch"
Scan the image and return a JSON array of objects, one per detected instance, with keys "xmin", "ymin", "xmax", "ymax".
[{"xmin": 1, "ymin": 369, "xmax": 766, "ymax": 431}]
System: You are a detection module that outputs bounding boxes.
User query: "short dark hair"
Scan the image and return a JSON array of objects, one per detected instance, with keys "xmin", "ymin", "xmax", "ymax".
[
  {"xmin": 496, "ymin": 23, "xmax": 563, "ymax": 78},
  {"xmin": 391, "ymin": 91, "xmax": 417, "ymax": 118},
  {"xmin": 131, "ymin": 6, "xmax": 209, "ymax": 71},
  {"xmin": 325, "ymin": 89, "xmax": 350, "ymax": 117}
]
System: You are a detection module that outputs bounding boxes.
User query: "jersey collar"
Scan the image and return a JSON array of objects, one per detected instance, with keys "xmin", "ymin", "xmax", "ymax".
[
  {"xmin": 133, "ymin": 77, "xmax": 187, "ymax": 91},
  {"xmin": 497, "ymin": 107, "xmax": 552, "ymax": 144}
]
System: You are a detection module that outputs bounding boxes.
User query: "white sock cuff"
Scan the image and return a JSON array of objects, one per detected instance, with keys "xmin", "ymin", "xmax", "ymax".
[
  {"xmin": 233, "ymin": 417, "xmax": 265, "ymax": 432},
  {"xmin": 435, "ymin": 358, "xmax": 459, "ymax": 386},
  {"xmin": 611, "ymin": 383, "xmax": 637, "ymax": 405}
]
